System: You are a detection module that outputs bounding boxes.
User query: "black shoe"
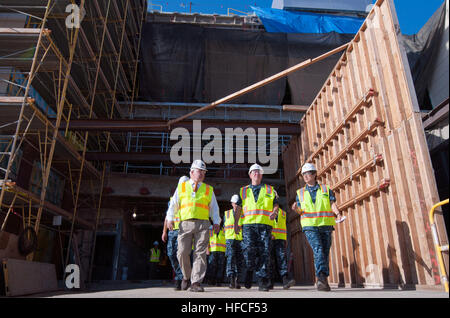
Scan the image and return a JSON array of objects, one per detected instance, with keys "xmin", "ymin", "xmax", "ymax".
[
  {"xmin": 317, "ymin": 275, "xmax": 331, "ymax": 292},
  {"xmin": 174, "ymin": 280, "xmax": 182, "ymax": 291},
  {"xmin": 244, "ymin": 271, "xmax": 253, "ymax": 289},
  {"xmin": 181, "ymin": 279, "xmax": 190, "ymax": 291},
  {"xmin": 235, "ymin": 276, "xmax": 241, "ymax": 289},
  {"xmin": 282, "ymin": 275, "xmax": 296, "ymax": 290},
  {"xmin": 229, "ymin": 276, "xmax": 236, "ymax": 289},
  {"xmin": 258, "ymin": 279, "xmax": 269, "ymax": 292},
  {"xmin": 190, "ymin": 282, "xmax": 204, "ymax": 292}
]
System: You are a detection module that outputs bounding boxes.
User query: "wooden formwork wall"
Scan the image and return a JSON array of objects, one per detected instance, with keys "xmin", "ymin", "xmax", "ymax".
[{"xmin": 283, "ymin": 0, "xmax": 449, "ymax": 288}]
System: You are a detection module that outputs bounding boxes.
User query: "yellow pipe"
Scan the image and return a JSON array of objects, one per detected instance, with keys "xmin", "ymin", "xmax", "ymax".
[{"xmin": 429, "ymin": 198, "xmax": 449, "ymax": 292}]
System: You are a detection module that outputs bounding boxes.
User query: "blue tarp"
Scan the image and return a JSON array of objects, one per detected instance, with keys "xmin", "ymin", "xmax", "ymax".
[{"xmin": 251, "ymin": 6, "xmax": 365, "ymax": 34}]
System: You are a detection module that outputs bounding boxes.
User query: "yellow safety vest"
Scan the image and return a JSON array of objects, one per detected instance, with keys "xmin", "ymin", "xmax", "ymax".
[
  {"xmin": 209, "ymin": 229, "xmax": 226, "ymax": 252},
  {"xmin": 150, "ymin": 248, "xmax": 160, "ymax": 263},
  {"xmin": 178, "ymin": 181, "xmax": 213, "ymax": 221},
  {"xmin": 240, "ymin": 184, "xmax": 276, "ymax": 226},
  {"xmin": 174, "ymin": 210, "xmax": 180, "ymax": 230},
  {"xmin": 169, "ymin": 196, "xmax": 181, "ymax": 230},
  {"xmin": 224, "ymin": 209, "xmax": 243, "ymax": 241},
  {"xmin": 272, "ymin": 208, "xmax": 287, "ymax": 240},
  {"xmin": 297, "ymin": 184, "xmax": 336, "ymax": 227}
]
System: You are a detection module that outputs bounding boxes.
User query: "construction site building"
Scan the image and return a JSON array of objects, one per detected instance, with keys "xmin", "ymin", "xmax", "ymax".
[{"xmin": 0, "ymin": 0, "xmax": 448, "ymax": 296}]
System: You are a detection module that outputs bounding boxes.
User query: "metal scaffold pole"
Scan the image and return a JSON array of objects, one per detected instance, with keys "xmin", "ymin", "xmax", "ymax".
[{"xmin": 64, "ymin": 0, "xmax": 111, "ymax": 271}]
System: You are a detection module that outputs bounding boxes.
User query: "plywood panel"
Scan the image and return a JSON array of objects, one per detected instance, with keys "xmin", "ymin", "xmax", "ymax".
[
  {"xmin": 2, "ymin": 258, "xmax": 57, "ymax": 296},
  {"xmin": 283, "ymin": 0, "xmax": 447, "ymax": 289}
]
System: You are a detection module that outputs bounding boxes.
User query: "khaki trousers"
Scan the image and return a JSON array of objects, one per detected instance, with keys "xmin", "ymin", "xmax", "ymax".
[{"xmin": 177, "ymin": 219, "xmax": 210, "ymax": 284}]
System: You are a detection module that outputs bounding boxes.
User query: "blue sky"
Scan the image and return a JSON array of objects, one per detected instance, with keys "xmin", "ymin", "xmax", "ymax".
[{"xmin": 148, "ymin": 0, "xmax": 445, "ymax": 35}]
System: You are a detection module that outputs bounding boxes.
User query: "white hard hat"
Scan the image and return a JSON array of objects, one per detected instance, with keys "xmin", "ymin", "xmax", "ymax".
[
  {"xmin": 153, "ymin": 241, "xmax": 159, "ymax": 246},
  {"xmin": 230, "ymin": 194, "xmax": 239, "ymax": 203},
  {"xmin": 301, "ymin": 163, "xmax": 317, "ymax": 174},
  {"xmin": 191, "ymin": 159, "xmax": 207, "ymax": 171},
  {"xmin": 178, "ymin": 175, "xmax": 189, "ymax": 184},
  {"xmin": 248, "ymin": 163, "xmax": 264, "ymax": 174}
]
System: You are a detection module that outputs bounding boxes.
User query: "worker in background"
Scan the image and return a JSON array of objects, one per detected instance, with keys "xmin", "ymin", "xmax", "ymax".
[
  {"xmin": 233, "ymin": 163, "xmax": 279, "ymax": 291},
  {"xmin": 291, "ymin": 163, "xmax": 344, "ymax": 292},
  {"xmin": 166, "ymin": 160, "xmax": 221, "ymax": 292},
  {"xmin": 162, "ymin": 176, "xmax": 189, "ymax": 290},
  {"xmin": 206, "ymin": 224, "xmax": 226, "ymax": 286},
  {"xmin": 149, "ymin": 241, "xmax": 161, "ymax": 279},
  {"xmin": 224, "ymin": 194, "xmax": 244, "ymax": 289},
  {"xmin": 269, "ymin": 206, "xmax": 296, "ymax": 289}
]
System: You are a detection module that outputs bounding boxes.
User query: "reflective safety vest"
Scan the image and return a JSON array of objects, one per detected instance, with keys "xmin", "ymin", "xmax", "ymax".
[
  {"xmin": 297, "ymin": 184, "xmax": 336, "ymax": 227},
  {"xmin": 224, "ymin": 209, "xmax": 243, "ymax": 241},
  {"xmin": 173, "ymin": 210, "xmax": 180, "ymax": 230},
  {"xmin": 169, "ymin": 196, "xmax": 181, "ymax": 230},
  {"xmin": 150, "ymin": 248, "xmax": 160, "ymax": 263},
  {"xmin": 272, "ymin": 208, "xmax": 287, "ymax": 240},
  {"xmin": 177, "ymin": 181, "xmax": 213, "ymax": 221},
  {"xmin": 209, "ymin": 228, "xmax": 226, "ymax": 252},
  {"xmin": 240, "ymin": 184, "xmax": 276, "ymax": 226}
]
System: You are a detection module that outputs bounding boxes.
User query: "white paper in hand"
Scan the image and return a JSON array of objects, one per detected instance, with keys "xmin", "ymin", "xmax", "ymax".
[{"xmin": 336, "ymin": 215, "xmax": 347, "ymax": 224}]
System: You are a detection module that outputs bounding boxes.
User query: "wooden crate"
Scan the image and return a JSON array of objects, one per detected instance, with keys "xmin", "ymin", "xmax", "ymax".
[{"xmin": 283, "ymin": 0, "xmax": 448, "ymax": 289}]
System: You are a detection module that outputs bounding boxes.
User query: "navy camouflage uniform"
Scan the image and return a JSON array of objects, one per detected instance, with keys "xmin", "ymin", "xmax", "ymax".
[
  {"xmin": 167, "ymin": 229, "xmax": 183, "ymax": 282},
  {"xmin": 237, "ymin": 184, "xmax": 279, "ymax": 285},
  {"xmin": 296, "ymin": 183, "xmax": 336, "ymax": 278}
]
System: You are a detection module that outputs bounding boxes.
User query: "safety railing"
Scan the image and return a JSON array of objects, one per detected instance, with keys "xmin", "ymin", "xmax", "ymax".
[{"xmin": 429, "ymin": 198, "xmax": 449, "ymax": 292}]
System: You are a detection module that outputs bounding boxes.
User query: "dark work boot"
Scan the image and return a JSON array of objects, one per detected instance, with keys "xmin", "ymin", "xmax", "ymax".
[
  {"xmin": 244, "ymin": 271, "xmax": 253, "ymax": 289},
  {"xmin": 181, "ymin": 279, "xmax": 190, "ymax": 291},
  {"xmin": 190, "ymin": 282, "xmax": 204, "ymax": 292},
  {"xmin": 317, "ymin": 274, "xmax": 331, "ymax": 292},
  {"xmin": 258, "ymin": 278, "xmax": 269, "ymax": 292},
  {"xmin": 174, "ymin": 280, "xmax": 182, "ymax": 291},
  {"xmin": 229, "ymin": 275, "xmax": 236, "ymax": 289},
  {"xmin": 282, "ymin": 275, "xmax": 296, "ymax": 290},
  {"xmin": 235, "ymin": 276, "xmax": 241, "ymax": 289}
]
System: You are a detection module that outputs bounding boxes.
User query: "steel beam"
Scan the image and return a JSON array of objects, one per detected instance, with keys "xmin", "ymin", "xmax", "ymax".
[
  {"xmin": 84, "ymin": 152, "xmax": 170, "ymax": 162},
  {"xmin": 56, "ymin": 119, "xmax": 301, "ymax": 134}
]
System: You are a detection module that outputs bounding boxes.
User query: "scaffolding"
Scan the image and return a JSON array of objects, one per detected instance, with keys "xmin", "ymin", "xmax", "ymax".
[{"xmin": 0, "ymin": 0, "xmax": 147, "ymax": 283}]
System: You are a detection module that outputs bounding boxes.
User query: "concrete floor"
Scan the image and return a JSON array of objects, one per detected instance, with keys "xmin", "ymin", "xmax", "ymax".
[{"xmin": 27, "ymin": 280, "xmax": 449, "ymax": 298}]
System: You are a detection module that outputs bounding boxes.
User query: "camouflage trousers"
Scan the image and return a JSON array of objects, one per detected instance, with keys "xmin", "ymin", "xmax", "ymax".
[
  {"xmin": 206, "ymin": 251, "xmax": 225, "ymax": 282},
  {"xmin": 270, "ymin": 239, "xmax": 288, "ymax": 279},
  {"xmin": 241, "ymin": 224, "xmax": 272, "ymax": 280},
  {"xmin": 225, "ymin": 239, "xmax": 245, "ymax": 278},
  {"xmin": 303, "ymin": 226, "xmax": 333, "ymax": 277},
  {"xmin": 167, "ymin": 230, "xmax": 183, "ymax": 281}
]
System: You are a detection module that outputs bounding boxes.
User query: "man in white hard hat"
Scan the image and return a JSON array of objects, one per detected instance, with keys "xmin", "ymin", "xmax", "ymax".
[
  {"xmin": 291, "ymin": 162, "xmax": 343, "ymax": 291},
  {"xmin": 162, "ymin": 175, "xmax": 189, "ymax": 290},
  {"xmin": 166, "ymin": 160, "xmax": 221, "ymax": 292},
  {"xmin": 233, "ymin": 163, "xmax": 279, "ymax": 291},
  {"xmin": 224, "ymin": 194, "xmax": 245, "ymax": 289}
]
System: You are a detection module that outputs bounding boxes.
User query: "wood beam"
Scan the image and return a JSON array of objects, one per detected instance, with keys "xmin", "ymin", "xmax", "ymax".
[{"xmin": 167, "ymin": 42, "xmax": 350, "ymax": 127}]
